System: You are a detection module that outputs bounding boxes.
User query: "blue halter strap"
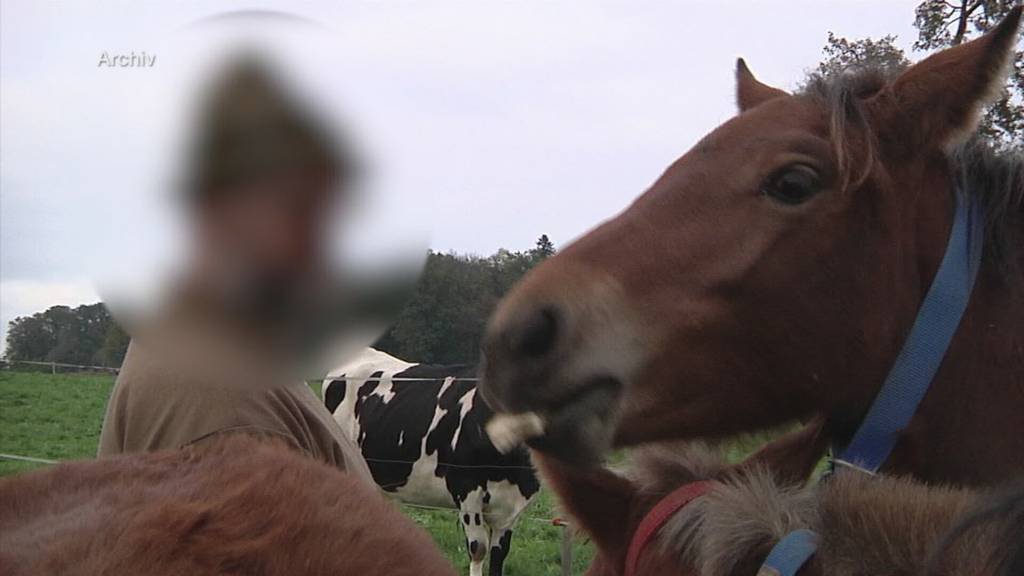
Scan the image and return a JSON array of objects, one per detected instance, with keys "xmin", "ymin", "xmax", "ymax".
[
  {"xmin": 757, "ymin": 529, "xmax": 820, "ymax": 576},
  {"xmin": 836, "ymin": 191, "xmax": 984, "ymax": 471},
  {"xmin": 757, "ymin": 189, "xmax": 985, "ymax": 576}
]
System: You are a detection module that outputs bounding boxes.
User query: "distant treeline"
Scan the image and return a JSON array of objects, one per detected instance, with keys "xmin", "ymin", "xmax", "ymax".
[
  {"xmin": 377, "ymin": 235, "xmax": 555, "ymax": 364},
  {"xmin": 4, "ymin": 303, "xmax": 130, "ymax": 368},
  {"xmin": 3, "ymin": 235, "xmax": 556, "ymax": 368}
]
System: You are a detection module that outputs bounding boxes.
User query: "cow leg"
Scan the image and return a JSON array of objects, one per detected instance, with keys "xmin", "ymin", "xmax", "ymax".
[
  {"xmin": 460, "ymin": 496, "xmax": 489, "ymax": 576},
  {"xmin": 480, "ymin": 480, "xmax": 533, "ymax": 576},
  {"xmin": 487, "ymin": 526, "xmax": 514, "ymax": 576}
]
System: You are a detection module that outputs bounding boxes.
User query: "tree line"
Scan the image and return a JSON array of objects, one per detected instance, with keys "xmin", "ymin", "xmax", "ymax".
[
  {"xmin": 815, "ymin": 0, "xmax": 1021, "ymax": 151},
  {"xmin": 3, "ymin": 303, "xmax": 131, "ymax": 368},
  {"xmin": 376, "ymin": 234, "xmax": 555, "ymax": 364},
  {"xmin": 2, "ymin": 235, "xmax": 557, "ymax": 368}
]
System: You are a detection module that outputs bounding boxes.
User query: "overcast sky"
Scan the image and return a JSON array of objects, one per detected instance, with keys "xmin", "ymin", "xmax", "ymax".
[{"xmin": 0, "ymin": 0, "xmax": 922, "ymax": 346}]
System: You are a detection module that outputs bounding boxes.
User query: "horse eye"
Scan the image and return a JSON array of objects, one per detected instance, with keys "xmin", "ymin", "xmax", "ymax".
[{"xmin": 762, "ymin": 165, "xmax": 821, "ymax": 205}]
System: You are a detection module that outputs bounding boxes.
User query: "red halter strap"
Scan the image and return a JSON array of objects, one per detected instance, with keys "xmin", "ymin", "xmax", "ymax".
[{"xmin": 624, "ymin": 480, "xmax": 714, "ymax": 576}]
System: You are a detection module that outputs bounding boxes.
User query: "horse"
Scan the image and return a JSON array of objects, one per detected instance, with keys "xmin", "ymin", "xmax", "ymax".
[
  {"xmin": 535, "ymin": 426, "xmax": 1023, "ymax": 575},
  {"xmin": 0, "ymin": 434, "xmax": 456, "ymax": 576},
  {"xmin": 323, "ymin": 348, "xmax": 540, "ymax": 576},
  {"xmin": 478, "ymin": 8, "xmax": 1024, "ymax": 486}
]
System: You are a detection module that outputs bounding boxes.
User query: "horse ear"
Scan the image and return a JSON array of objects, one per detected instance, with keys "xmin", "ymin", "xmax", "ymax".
[
  {"xmin": 531, "ymin": 451, "xmax": 635, "ymax": 570},
  {"xmin": 739, "ymin": 416, "xmax": 829, "ymax": 487},
  {"xmin": 870, "ymin": 6, "xmax": 1022, "ymax": 149},
  {"xmin": 736, "ymin": 58, "xmax": 789, "ymax": 111}
]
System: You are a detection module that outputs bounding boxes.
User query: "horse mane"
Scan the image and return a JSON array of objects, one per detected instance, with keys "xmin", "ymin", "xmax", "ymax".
[
  {"xmin": 953, "ymin": 139, "xmax": 1024, "ymax": 272},
  {"xmin": 801, "ymin": 69, "xmax": 1024, "ymax": 274},
  {"xmin": 996, "ymin": 486, "xmax": 1024, "ymax": 576},
  {"xmin": 628, "ymin": 441, "xmax": 1022, "ymax": 576},
  {"xmin": 613, "ymin": 441, "xmax": 813, "ymax": 575},
  {"xmin": 634, "ymin": 444, "xmax": 816, "ymax": 576},
  {"xmin": 615, "ymin": 442, "xmax": 741, "ymax": 571},
  {"xmin": 929, "ymin": 481, "xmax": 1024, "ymax": 576},
  {"xmin": 818, "ymin": 472, "xmax": 982, "ymax": 576}
]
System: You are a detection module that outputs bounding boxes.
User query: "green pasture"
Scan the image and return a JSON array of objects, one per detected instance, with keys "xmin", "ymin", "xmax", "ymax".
[
  {"xmin": 0, "ymin": 370, "xmax": 808, "ymax": 574},
  {"xmin": 0, "ymin": 370, "xmax": 593, "ymax": 574}
]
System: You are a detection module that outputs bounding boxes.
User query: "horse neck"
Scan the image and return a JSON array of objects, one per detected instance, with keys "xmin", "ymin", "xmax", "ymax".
[
  {"xmin": 846, "ymin": 154, "xmax": 1024, "ymax": 485},
  {"xmin": 529, "ymin": 451, "xmax": 637, "ymax": 569},
  {"xmin": 886, "ymin": 252, "xmax": 1024, "ymax": 484}
]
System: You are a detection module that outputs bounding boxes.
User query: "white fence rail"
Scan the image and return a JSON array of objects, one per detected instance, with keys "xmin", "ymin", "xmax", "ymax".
[{"xmin": 3, "ymin": 359, "xmax": 120, "ymax": 374}]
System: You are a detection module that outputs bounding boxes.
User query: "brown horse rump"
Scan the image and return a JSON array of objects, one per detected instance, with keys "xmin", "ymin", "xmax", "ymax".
[{"xmin": 0, "ymin": 435, "xmax": 455, "ymax": 576}]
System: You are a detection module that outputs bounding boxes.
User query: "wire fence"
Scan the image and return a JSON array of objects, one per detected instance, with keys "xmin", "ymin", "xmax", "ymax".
[
  {"xmin": 0, "ymin": 451, "xmax": 566, "ymax": 526},
  {"xmin": 3, "ymin": 359, "xmax": 489, "ymax": 382},
  {"xmin": 363, "ymin": 456, "xmax": 534, "ymax": 471},
  {"xmin": 327, "ymin": 376, "xmax": 482, "ymax": 382},
  {"xmin": 1, "ymin": 359, "xmax": 580, "ymax": 575},
  {"xmin": 4, "ymin": 359, "xmax": 120, "ymax": 374},
  {"xmin": 0, "ymin": 453, "xmax": 58, "ymax": 465}
]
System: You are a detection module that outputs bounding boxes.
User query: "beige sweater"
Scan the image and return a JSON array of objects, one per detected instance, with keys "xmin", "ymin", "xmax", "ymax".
[{"xmin": 98, "ymin": 302, "xmax": 372, "ymax": 485}]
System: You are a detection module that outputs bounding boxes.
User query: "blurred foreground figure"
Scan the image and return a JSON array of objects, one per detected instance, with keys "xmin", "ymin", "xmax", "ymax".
[
  {"xmin": 98, "ymin": 55, "xmax": 371, "ymax": 483},
  {"xmin": 3, "ymin": 436, "xmax": 455, "ymax": 576}
]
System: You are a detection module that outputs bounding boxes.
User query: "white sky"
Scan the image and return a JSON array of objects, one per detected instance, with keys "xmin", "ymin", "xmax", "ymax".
[{"xmin": 0, "ymin": 0, "xmax": 922, "ymax": 346}]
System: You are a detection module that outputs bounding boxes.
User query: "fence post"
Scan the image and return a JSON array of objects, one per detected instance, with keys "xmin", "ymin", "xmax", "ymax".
[
  {"xmin": 560, "ymin": 523, "xmax": 573, "ymax": 576},
  {"xmin": 51, "ymin": 361, "xmax": 56, "ymax": 375}
]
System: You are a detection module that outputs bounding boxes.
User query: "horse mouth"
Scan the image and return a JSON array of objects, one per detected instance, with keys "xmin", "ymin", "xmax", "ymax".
[{"xmin": 488, "ymin": 375, "xmax": 623, "ymax": 466}]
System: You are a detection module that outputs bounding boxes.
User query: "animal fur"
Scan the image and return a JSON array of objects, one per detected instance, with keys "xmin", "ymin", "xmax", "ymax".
[
  {"xmin": 631, "ymin": 444, "xmax": 1017, "ymax": 576},
  {"xmin": 0, "ymin": 435, "xmax": 456, "ymax": 576}
]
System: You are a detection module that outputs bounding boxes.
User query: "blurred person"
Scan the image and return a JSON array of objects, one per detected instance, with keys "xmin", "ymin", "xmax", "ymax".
[{"xmin": 98, "ymin": 54, "xmax": 372, "ymax": 483}]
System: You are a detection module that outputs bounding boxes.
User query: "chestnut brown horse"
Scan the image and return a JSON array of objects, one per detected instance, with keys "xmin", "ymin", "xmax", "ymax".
[
  {"xmin": 0, "ymin": 435, "xmax": 456, "ymax": 576},
  {"xmin": 537, "ymin": 420, "xmax": 831, "ymax": 575},
  {"xmin": 539, "ymin": 434, "xmax": 1024, "ymax": 576},
  {"xmin": 480, "ymin": 8, "xmax": 1024, "ymax": 486}
]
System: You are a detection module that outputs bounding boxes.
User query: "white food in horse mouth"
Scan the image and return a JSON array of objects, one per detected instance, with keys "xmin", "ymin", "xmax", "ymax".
[{"xmin": 486, "ymin": 412, "xmax": 546, "ymax": 454}]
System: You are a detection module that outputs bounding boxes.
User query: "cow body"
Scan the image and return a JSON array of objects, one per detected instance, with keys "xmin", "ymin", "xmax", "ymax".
[{"xmin": 323, "ymin": 348, "xmax": 540, "ymax": 576}]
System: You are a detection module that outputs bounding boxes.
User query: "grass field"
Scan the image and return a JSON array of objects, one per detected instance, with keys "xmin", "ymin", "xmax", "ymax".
[{"xmin": 0, "ymin": 370, "xmax": 593, "ymax": 574}]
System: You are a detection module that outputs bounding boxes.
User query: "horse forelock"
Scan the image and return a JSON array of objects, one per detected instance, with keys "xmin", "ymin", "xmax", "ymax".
[
  {"xmin": 803, "ymin": 68, "xmax": 1024, "ymax": 276},
  {"xmin": 801, "ymin": 68, "xmax": 888, "ymax": 193},
  {"xmin": 657, "ymin": 466, "xmax": 818, "ymax": 576},
  {"xmin": 621, "ymin": 442, "xmax": 814, "ymax": 575}
]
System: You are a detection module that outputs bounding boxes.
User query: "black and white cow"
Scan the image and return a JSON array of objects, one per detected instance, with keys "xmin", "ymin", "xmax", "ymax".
[{"xmin": 323, "ymin": 348, "xmax": 540, "ymax": 576}]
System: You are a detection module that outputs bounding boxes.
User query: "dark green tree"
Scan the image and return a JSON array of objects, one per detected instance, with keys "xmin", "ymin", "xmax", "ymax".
[
  {"xmin": 913, "ymin": 0, "xmax": 1022, "ymax": 149},
  {"xmin": 813, "ymin": 32, "xmax": 910, "ymax": 79},
  {"xmin": 374, "ymin": 238, "xmax": 553, "ymax": 364},
  {"xmin": 812, "ymin": 1, "xmax": 1021, "ymax": 150},
  {"xmin": 5, "ymin": 310, "xmax": 60, "ymax": 362},
  {"xmin": 530, "ymin": 234, "xmax": 556, "ymax": 262},
  {"xmin": 97, "ymin": 321, "xmax": 131, "ymax": 366},
  {"xmin": 4, "ymin": 303, "xmax": 128, "ymax": 367}
]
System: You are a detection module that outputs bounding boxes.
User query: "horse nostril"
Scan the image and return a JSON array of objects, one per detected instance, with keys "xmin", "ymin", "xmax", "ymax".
[{"xmin": 516, "ymin": 306, "xmax": 559, "ymax": 358}]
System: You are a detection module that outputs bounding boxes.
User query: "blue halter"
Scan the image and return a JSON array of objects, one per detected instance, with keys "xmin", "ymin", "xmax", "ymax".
[{"xmin": 758, "ymin": 189, "xmax": 985, "ymax": 576}]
